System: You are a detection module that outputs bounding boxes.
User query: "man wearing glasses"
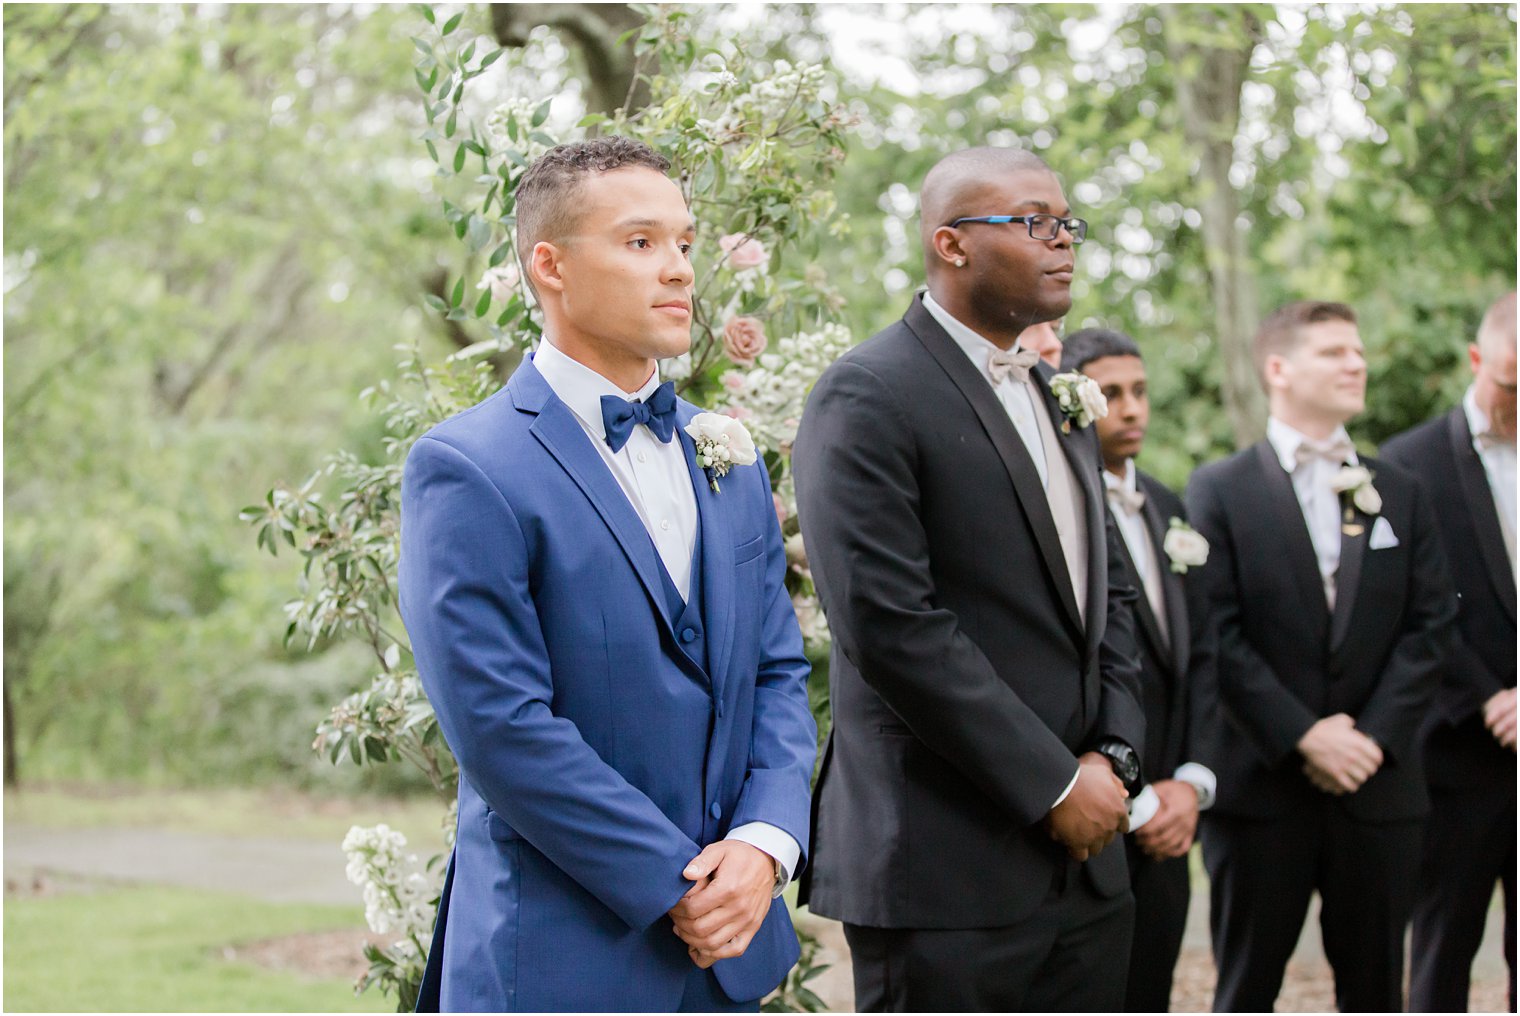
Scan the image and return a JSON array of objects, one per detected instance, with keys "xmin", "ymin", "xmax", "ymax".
[{"xmin": 794, "ymin": 146, "xmax": 1146, "ymax": 1010}]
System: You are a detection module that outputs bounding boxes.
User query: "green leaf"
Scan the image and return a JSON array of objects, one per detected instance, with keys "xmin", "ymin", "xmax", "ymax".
[
  {"xmin": 460, "ymin": 40, "xmax": 476, "ymax": 64},
  {"xmin": 532, "ymin": 98, "xmax": 552, "ymax": 127},
  {"xmin": 578, "ymin": 113, "xmax": 608, "ymax": 128},
  {"xmin": 473, "ymin": 287, "xmax": 492, "ymax": 317},
  {"xmin": 465, "ymin": 214, "xmax": 491, "ymax": 252},
  {"xmin": 480, "ymin": 47, "xmax": 505, "ymax": 69},
  {"xmin": 424, "ymin": 293, "xmax": 448, "ymax": 313},
  {"xmin": 444, "ymin": 107, "xmax": 457, "ymax": 139},
  {"xmin": 441, "ymin": 11, "xmax": 463, "ymax": 35},
  {"xmin": 415, "ymin": 4, "xmax": 435, "ymax": 24},
  {"xmin": 411, "ymin": 35, "xmax": 432, "ymax": 56},
  {"xmin": 449, "ymin": 276, "xmax": 465, "ymax": 307},
  {"xmin": 425, "ymin": 139, "xmax": 439, "ymax": 163},
  {"xmin": 488, "ymin": 241, "xmax": 513, "ymax": 267},
  {"xmin": 453, "ymin": 142, "xmax": 467, "ymax": 172}
]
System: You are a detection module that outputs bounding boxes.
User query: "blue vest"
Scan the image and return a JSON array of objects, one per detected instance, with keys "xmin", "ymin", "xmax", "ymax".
[{"xmin": 656, "ymin": 526, "xmax": 710, "ymax": 681}]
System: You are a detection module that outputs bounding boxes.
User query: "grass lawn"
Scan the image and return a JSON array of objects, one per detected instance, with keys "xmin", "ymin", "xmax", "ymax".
[
  {"xmin": 4, "ymin": 885, "xmax": 387, "ymax": 1012},
  {"xmin": 4, "ymin": 782, "xmax": 447, "ymax": 848}
]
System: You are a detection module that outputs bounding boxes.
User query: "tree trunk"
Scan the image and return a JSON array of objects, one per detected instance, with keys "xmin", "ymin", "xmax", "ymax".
[
  {"xmin": 490, "ymin": 4, "xmax": 649, "ymax": 118},
  {"xmin": 1162, "ymin": 7, "xmax": 1267, "ymax": 448}
]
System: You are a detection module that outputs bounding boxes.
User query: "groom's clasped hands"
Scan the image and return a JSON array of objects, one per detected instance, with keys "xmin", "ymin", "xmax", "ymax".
[{"xmin": 668, "ymin": 840, "xmax": 778, "ymax": 968}]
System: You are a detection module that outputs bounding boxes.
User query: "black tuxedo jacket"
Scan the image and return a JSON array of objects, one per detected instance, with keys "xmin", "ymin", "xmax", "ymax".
[
  {"xmin": 1116, "ymin": 471, "xmax": 1200, "ymax": 783},
  {"xmin": 793, "ymin": 295, "xmax": 1146, "ymax": 929},
  {"xmin": 1382, "ymin": 407, "xmax": 1517, "ymax": 788},
  {"xmin": 1184, "ymin": 442, "xmax": 1457, "ymax": 821}
]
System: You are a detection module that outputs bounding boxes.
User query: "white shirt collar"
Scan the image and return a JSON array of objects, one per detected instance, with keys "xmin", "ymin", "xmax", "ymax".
[
  {"xmin": 1102, "ymin": 458, "xmax": 1138, "ymax": 496},
  {"xmin": 1463, "ymin": 384, "xmax": 1494, "ymax": 442},
  {"xmin": 532, "ymin": 337, "xmax": 661, "ymax": 440},
  {"xmin": 922, "ymin": 292, "xmax": 1030, "ymax": 384},
  {"xmin": 1265, "ymin": 416, "xmax": 1358, "ymax": 473}
]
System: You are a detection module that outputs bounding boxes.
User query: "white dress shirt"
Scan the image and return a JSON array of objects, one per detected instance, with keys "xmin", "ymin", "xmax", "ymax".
[
  {"xmin": 920, "ymin": 295, "xmax": 1090, "ymax": 811},
  {"xmin": 1266, "ymin": 417, "xmax": 1358, "ymax": 608},
  {"xmin": 533, "ymin": 338, "xmax": 799, "ymax": 891},
  {"xmin": 1464, "ymin": 385, "xmax": 1517, "ymax": 574}
]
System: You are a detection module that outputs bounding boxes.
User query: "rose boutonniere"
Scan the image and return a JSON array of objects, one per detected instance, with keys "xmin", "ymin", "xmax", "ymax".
[
  {"xmin": 1330, "ymin": 464, "xmax": 1382, "ymax": 516},
  {"xmin": 1049, "ymin": 372, "xmax": 1108, "ymax": 433},
  {"xmin": 1163, "ymin": 517, "xmax": 1210, "ymax": 574},
  {"xmin": 685, "ymin": 412, "xmax": 758, "ymax": 493}
]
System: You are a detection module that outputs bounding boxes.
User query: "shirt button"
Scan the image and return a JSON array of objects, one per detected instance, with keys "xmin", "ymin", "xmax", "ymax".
[
  {"xmin": 681, "ymin": 627, "xmax": 697, "ymax": 643},
  {"xmin": 660, "ymin": 519, "xmax": 671, "ymax": 531},
  {"xmin": 637, "ymin": 452, "xmax": 647, "ymax": 463},
  {"xmin": 709, "ymin": 802, "xmax": 721, "ymax": 820}
]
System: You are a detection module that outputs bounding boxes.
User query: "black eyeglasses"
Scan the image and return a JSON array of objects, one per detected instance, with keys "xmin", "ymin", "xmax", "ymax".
[{"xmin": 946, "ymin": 213, "xmax": 1087, "ymax": 244}]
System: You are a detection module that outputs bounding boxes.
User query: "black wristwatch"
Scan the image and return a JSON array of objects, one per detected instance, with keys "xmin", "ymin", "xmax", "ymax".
[{"xmin": 1095, "ymin": 739, "xmax": 1143, "ymax": 798}]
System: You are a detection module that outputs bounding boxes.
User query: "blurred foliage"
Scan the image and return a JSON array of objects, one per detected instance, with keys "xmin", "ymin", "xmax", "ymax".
[{"xmin": 4, "ymin": 3, "xmax": 1514, "ymax": 801}]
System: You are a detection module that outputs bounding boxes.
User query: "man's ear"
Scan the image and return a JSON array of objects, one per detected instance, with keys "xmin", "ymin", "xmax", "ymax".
[
  {"xmin": 930, "ymin": 226, "xmax": 966, "ymax": 269},
  {"xmin": 1469, "ymin": 341, "xmax": 1484, "ymax": 377},
  {"xmin": 1262, "ymin": 353, "xmax": 1289, "ymax": 394},
  {"xmin": 530, "ymin": 240, "xmax": 567, "ymax": 297}
]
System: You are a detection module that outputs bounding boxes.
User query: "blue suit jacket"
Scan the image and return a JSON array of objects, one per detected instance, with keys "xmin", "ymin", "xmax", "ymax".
[{"xmin": 399, "ymin": 355, "xmax": 816, "ymax": 1012}]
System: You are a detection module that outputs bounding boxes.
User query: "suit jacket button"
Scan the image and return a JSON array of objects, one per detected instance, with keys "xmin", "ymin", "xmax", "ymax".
[
  {"xmin": 681, "ymin": 627, "xmax": 698, "ymax": 643},
  {"xmin": 709, "ymin": 802, "xmax": 721, "ymax": 819}
]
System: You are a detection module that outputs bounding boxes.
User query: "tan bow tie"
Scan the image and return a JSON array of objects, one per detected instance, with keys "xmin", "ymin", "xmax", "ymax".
[
  {"xmin": 1474, "ymin": 427, "xmax": 1512, "ymax": 451},
  {"xmin": 987, "ymin": 346, "xmax": 1040, "ymax": 385},
  {"xmin": 1295, "ymin": 435, "xmax": 1355, "ymax": 467},
  {"xmin": 1106, "ymin": 484, "xmax": 1146, "ymax": 515}
]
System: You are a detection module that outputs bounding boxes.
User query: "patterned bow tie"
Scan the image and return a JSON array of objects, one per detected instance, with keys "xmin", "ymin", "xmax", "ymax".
[
  {"xmin": 1106, "ymin": 484, "xmax": 1146, "ymax": 515},
  {"xmin": 987, "ymin": 346, "xmax": 1041, "ymax": 385},
  {"xmin": 1294, "ymin": 434, "xmax": 1355, "ymax": 467},
  {"xmin": 600, "ymin": 382, "xmax": 677, "ymax": 453}
]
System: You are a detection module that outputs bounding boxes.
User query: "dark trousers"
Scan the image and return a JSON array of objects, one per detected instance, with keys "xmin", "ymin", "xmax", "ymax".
[
  {"xmin": 1202, "ymin": 807, "xmax": 1421, "ymax": 1013},
  {"xmin": 1124, "ymin": 838, "xmax": 1191, "ymax": 1012},
  {"xmin": 843, "ymin": 866, "xmax": 1134, "ymax": 1012},
  {"xmin": 1410, "ymin": 784, "xmax": 1518, "ymax": 1012}
]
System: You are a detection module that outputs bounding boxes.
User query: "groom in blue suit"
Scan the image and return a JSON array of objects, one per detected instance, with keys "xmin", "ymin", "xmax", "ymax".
[{"xmin": 400, "ymin": 137, "xmax": 817, "ymax": 1012}]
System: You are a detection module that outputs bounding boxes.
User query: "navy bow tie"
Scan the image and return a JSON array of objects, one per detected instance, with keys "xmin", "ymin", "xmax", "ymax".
[{"xmin": 600, "ymin": 382, "xmax": 677, "ymax": 452}]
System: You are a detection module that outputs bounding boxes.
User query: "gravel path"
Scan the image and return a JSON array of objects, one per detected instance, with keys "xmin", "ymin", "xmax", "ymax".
[{"xmin": 7, "ymin": 823, "xmax": 1510, "ymax": 1011}]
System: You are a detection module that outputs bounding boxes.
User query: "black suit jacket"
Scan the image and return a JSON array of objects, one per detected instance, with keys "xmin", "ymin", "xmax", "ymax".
[
  {"xmin": 1184, "ymin": 442, "xmax": 1457, "ymax": 821},
  {"xmin": 793, "ymin": 295, "xmax": 1146, "ymax": 929},
  {"xmin": 1382, "ymin": 407, "xmax": 1517, "ymax": 788},
  {"xmin": 1115, "ymin": 471, "xmax": 1200, "ymax": 784}
]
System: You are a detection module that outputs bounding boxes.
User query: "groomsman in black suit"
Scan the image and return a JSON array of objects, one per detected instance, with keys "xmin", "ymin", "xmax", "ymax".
[
  {"xmin": 1383, "ymin": 290, "xmax": 1516, "ymax": 1013},
  {"xmin": 794, "ymin": 146, "xmax": 1147, "ymax": 1011},
  {"xmin": 1064, "ymin": 328, "xmax": 1217, "ymax": 1012},
  {"xmin": 1184, "ymin": 300, "xmax": 1458, "ymax": 1012}
]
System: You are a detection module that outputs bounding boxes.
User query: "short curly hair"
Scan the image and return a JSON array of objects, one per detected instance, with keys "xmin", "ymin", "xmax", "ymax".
[{"xmin": 515, "ymin": 137, "xmax": 673, "ymax": 294}]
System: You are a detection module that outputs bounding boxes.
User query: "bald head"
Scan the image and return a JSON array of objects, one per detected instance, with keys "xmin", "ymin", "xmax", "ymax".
[
  {"xmin": 918, "ymin": 147, "xmax": 1054, "ymax": 262},
  {"xmin": 1478, "ymin": 290, "xmax": 1517, "ymax": 360}
]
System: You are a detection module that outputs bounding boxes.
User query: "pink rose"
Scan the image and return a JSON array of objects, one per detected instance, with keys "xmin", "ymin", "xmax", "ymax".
[
  {"xmin": 720, "ymin": 370, "xmax": 748, "ymax": 394},
  {"xmin": 719, "ymin": 404, "xmax": 754, "ymax": 420},
  {"xmin": 719, "ymin": 233, "xmax": 768, "ymax": 270},
  {"xmin": 722, "ymin": 316, "xmax": 768, "ymax": 366}
]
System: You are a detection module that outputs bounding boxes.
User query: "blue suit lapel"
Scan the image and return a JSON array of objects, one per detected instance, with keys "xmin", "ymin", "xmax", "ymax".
[
  {"xmin": 676, "ymin": 402, "xmax": 735, "ymax": 700},
  {"xmin": 512, "ymin": 356, "xmax": 677, "ymax": 642}
]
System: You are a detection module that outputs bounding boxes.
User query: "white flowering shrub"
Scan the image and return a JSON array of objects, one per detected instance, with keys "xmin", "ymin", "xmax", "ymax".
[{"xmin": 247, "ymin": 5, "xmax": 861, "ymax": 1009}]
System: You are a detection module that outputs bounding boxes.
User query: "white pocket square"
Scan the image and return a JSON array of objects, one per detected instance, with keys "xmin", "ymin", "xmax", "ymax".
[{"xmin": 1369, "ymin": 516, "xmax": 1399, "ymax": 550}]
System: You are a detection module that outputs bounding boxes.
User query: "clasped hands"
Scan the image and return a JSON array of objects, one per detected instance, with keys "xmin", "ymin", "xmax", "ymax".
[
  {"xmin": 1133, "ymin": 779, "xmax": 1201, "ymax": 861},
  {"xmin": 667, "ymin": 840, "xmax": 776, "ymax": 969},
  {"xmin": 1044, "ymin": 751, "xmax": 1129, "ymax": 861},
  {"xmin": 1298, "ymin": 712, "xmax": 1382, "ymax": 795},
  {"xmin": 1484, "ymin": 687, "xmax": 1517, "ymax": 751}
]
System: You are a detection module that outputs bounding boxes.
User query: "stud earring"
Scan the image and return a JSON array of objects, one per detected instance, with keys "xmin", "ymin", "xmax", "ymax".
[{"xmin": 954, "ymin": 258, "xmax": 966, "ymax": 267}]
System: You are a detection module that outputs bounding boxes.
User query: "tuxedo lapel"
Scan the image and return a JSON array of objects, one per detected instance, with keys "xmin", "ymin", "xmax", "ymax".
[
  {"xmin": 514, "ymin": 359, "xmax": 675, "ymax": 642},
  {"xmin": 1031, "ymin": 363, "xmax": 1106, "ymax": 660},
  {"xmin": 1448, "ymin": 408, "xmax": 1518, "ymax": 622},
  {"xmin": 677, "ymin": 402, "xmax": 736, "ymax": 698},
  {"xmin": 1329, "ymin": 496, "xmax": 1370, "ymax": 652},
  {"xmin": 1112, "ymin": 508, "xmax": 1171, "ymax": 674},
  {"xmin": 1141, "ymin": 493, "xmax": 1191, "ymax": 679},
  {"xmin": 904, "ymin": 301, "xmax": 1084, "ymax": 646},
  {"xmin": 1253, "ymin": 442, "xmax": 1332, "ymax": 635}
]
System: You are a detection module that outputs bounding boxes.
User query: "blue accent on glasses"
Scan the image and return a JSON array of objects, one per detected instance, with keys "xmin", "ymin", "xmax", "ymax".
[{"xmin": 946, "ymin": 214, "xmax": 1087, "ymax": 244}]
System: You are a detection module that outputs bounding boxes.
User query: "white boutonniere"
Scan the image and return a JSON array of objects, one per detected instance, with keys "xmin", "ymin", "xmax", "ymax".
[
  {"xmin": 1163, "ymin": 517, "xmax": 1210, "ymax": 574},
  {"xmin": 685, "ymin": 412, "xmax": 758, "ymax": 492},
  {"xmin": 1049, "ymin": 372, "xmax": 1108, "ymax": 433},
  {"xmin": 1330, "ymin": 464, "xmax": 1382, "ymax": 516}
]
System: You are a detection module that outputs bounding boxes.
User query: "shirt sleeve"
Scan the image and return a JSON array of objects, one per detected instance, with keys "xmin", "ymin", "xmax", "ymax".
[
  {"xmin": 725, "ymin": 822, "xmax": 801, "ymax": 898},
  {"xmin": 1172, "ymin": 761, "xmax": 1218, "ymax": 811}
]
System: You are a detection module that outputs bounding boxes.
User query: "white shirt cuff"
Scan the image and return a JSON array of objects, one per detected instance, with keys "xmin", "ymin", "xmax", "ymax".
[
  {"xmin": 1049, "ymin": 764, "xmax": 1082, "ymax": 811},
  {"xmin": 1173, "ymin": 761, "xmax": 1217, "ymax": 811},
  {"xmin": 1127, "ymin": 783, "xmax": 1161, "ymax": 831},
  {"xmin": 725, "ymin": 822, "xmax": 801, "ymax": 898}
]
